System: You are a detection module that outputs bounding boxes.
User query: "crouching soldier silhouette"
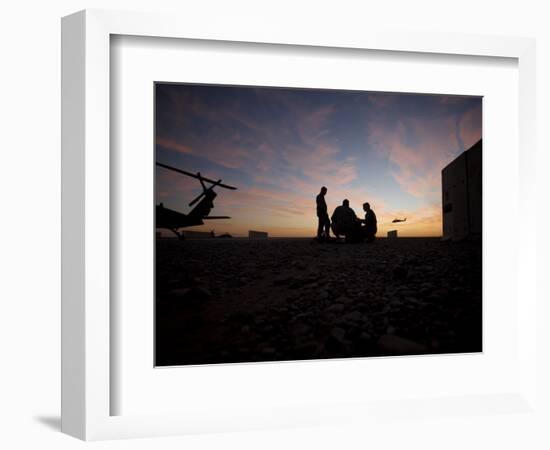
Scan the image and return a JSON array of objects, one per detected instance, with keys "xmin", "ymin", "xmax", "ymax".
[
  {"xmin": 331, "ymin": 199, "xmax": 361, "ymax": 242},
  {"xmin": 316, "ymin": 186, "xmax": 331, "ymax": 241},
  {"xmin": 360, "ymin": 202, "xmax": 377, "ymax": 243}
]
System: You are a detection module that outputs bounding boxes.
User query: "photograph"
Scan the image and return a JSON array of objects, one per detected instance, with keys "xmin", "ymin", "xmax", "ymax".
[{"xmin": 154, "ymin": 83, "xmax": 482, "ymax": 366}]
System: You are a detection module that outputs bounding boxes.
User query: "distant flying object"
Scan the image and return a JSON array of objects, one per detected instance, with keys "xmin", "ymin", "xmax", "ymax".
[
  {"xmin": 392, "ymin": 218, "xmax": 407, "ymax": 223},
  {"xmin": 156, "ymin": 162, "xmax": 237, "ymax": 239}
]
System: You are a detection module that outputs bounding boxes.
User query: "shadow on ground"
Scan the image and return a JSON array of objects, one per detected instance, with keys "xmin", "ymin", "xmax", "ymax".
[{"xmin": 34, "ymin": 416, "xmax": 61, "ymax": 431}]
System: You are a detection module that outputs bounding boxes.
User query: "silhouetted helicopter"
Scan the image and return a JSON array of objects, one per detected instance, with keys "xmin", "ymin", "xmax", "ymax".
[
  {"xmin": 156, "ymin": 162, "xmax": 237, "ymax": 239},
  {"xmin": 392, "ymin": 218, "xmax": 407, "ymax": 223}
]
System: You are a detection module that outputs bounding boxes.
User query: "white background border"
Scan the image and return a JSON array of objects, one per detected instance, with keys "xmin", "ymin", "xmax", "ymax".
[
  {"xmin": 61, "ymin": 9, "xmax": 538, "ymax": 441},
  {"xmin": 1, "ymin": 1, "xmax": 547, "ymax": 449}
]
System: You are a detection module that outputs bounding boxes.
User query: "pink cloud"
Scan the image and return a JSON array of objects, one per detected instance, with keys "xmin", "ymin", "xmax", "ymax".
[
  {"xmin": 156, "ymin": 134, "xmax": 273, "ymax": 172},
  {"xmin": 155, "ymin": 137, "xmax": 194, "ymax": 155},
  {"xmin": 296, "ymin": 105, "xmax": 335, "ymax": 144},
  {"xmin": 368, "ymin": 93, "xmax": 398, "ymax": 108},
  {"xmin": 368, "ymin": 109, "xmax": 480, "ymax": 200}
]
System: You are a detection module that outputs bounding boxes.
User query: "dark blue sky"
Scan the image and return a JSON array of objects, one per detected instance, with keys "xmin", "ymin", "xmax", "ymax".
[{"xmin": 155, "ymin": 83, "xmax": 481, "ymax": 237}]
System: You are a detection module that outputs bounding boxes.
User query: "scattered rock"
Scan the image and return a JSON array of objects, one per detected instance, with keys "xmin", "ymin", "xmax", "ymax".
[
  {"xmin": 342, "ymin": 310, "xmax": 363, "ymax": 323},
  {"xmin": 377, "ymin": 334, "xmax": 428, "ymax": 355},
  {"xmin": 273, "ymin": 276, "xmax": 291, "ymax": 286},
  {"xmin": 326, "ymin": 303, "xmax": 345, "ymax": 313},
  {"xmin": 291, "ymin": 260, "xmax": 307, "ymax": 270},
  {"xmin": 169, "ymin": 286, "xmax": 212, "ymax": 302},
  {"xmin": 290, "ymin": 277, "xmax": 310, "ymax": 288},
  {"xmin": 292, "ymin": 323, "xmax": 312, "ymax": 336},
  {"xmin": 229, "ymin": 311, "xmax": 254, "ymax": 323},
  {"xmin": 400, "ymin": 289, "xmax": 417, "ymax": 297},
  {"xmin": 393, "ymin": 266, "xmax": 408, "ymax": 280},
  {"xmin": 360, "ymin": 332, "xmax": 372, "ymax": 341},
  {"xmin": 335, "ymin": 295, "xmax": 353, "ymax": 304},
  {"xmin": 330, "ymin": 327, "xmax": 347, "ymax": 343},
  {"xmin": 157, "ymin": 237, "xmax": 482, "ymax": 365},
  {"xmin": 261, "ymin": 347, "xmax": 276, "ymax": 355}
]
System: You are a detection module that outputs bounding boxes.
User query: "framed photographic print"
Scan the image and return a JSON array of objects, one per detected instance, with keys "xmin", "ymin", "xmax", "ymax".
[
  {"xmin": 62, "ymin": 9, "xmax": 538, "ymax": 441},
  {"xmin": 153, "ymin": 82, "xmax": 483, "ymax": 367}
]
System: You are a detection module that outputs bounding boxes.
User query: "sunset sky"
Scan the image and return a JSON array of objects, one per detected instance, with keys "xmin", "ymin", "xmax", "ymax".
[{"xmin": 155, "ymin": 83, "xmax": 482, "ymax": 237}]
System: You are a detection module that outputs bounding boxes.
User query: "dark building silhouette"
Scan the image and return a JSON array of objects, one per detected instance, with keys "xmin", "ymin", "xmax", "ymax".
[
  {"xmin": 442, "ymin": 139, "xmax": 482, "ymax": 241},
  {"xmin": 249, "ymin": 230, "xmax": 268, "ymax": 239},
  {"xmin": 182, "ymin": 230, "xmax": 213, "ymax": 239}
]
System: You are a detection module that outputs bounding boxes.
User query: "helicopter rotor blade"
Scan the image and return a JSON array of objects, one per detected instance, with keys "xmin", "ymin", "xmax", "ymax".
[{"xmin": 156, "ymin": 162, "xmax": 237, "ymax": 190}]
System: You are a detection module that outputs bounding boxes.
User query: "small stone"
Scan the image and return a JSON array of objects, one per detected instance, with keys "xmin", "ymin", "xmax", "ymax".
[
  {"xmin": 393, "ymin": 266, "xmax": 408, "ymax": 280},
  {"xmin": 291, "ymin": 260, "xmax": 306, "ymax": 270},
  {"xmin": 168, "ymin": 288, "xmax": 189, "ymax": 297},
  {"xmin": 326, "ymin": 303, "xmax": 345, "ymax": 313},
  {"xmin": 170, "ymin": 286, "xmax": 212, "ymax": 302},
  {"xmin": 360, "ymin": 332, "xmax": 371, "ymax": 341},
  {"xmin": 335, "ymin": 295, "xmax": 352, "ymax": 304},
  {"xmin": 377, "ymin": 334, "xmax": 428, "ymax": 355},
  {"xmin": 330, "ymin": 327, "xmax": 347, "ymax": 343},
  {"xmin": 343, "ymin": 310, "xmax": 363, "ymax": 323},
  {"xmin": 292, "ymin": 323, "xmax": 312, "ymax": 336},
  {"xmin": 273, "ymin": 276, "xmax": 291, "ymax": 286},
  {"xmin": 290, "ymin": 277, "xmax": 308, "ymax": 288},
  {"xmin": 294, "ymin": 341, "xmax": 318, "ymax": 355},
  {"xmin": 436, "ymin": 288, "xmax": 450, "ymax": 298},
  {"xmin": 400, "ymin": 289, "xmax": 416, "ymax": 297}
]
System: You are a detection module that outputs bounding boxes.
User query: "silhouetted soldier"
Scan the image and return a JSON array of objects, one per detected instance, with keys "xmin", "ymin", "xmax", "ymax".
[
  {"xmin": 316, "ymin": 186, "xmax": 331, "ymax": 241},
  {"xmin": 361, "ymin": 202, "xmax": 377, "ymax": 243},
  {"xmin": 331, "ymin": 199, "xmax": 360, "ymax": 242}
]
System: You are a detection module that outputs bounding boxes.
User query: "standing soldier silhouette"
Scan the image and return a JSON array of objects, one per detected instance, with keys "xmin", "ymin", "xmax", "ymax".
[
  {"xmin": 361, "ymin": 202, "xmax": 378, "ymax": 243},
  {"xmin": 316, "ymin": 186, "xmax": 331, "ymax": 241}
]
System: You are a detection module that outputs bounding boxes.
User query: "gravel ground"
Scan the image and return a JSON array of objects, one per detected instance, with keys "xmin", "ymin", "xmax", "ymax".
[{"xmin": 155, "ymin": 237, "xmax": 482, "ymax": 366}]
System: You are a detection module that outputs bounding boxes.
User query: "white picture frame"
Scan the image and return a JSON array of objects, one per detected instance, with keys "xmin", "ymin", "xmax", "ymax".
[{"xmin": 61, "ymin": 9, "xmax": 537, "ymax": 441}]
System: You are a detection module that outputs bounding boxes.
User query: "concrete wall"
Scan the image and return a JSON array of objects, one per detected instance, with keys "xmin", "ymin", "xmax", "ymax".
[
  {"xmin": 442, "ymin": 140, "xmax": 482, "ymax": 241},
  {"xmin": 248, "ymin": 230, "xmax": 268, "ymax": 239},
  {"xmin": 467, "ymin": 141, "xmax": 483, "ymax": 236}
]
